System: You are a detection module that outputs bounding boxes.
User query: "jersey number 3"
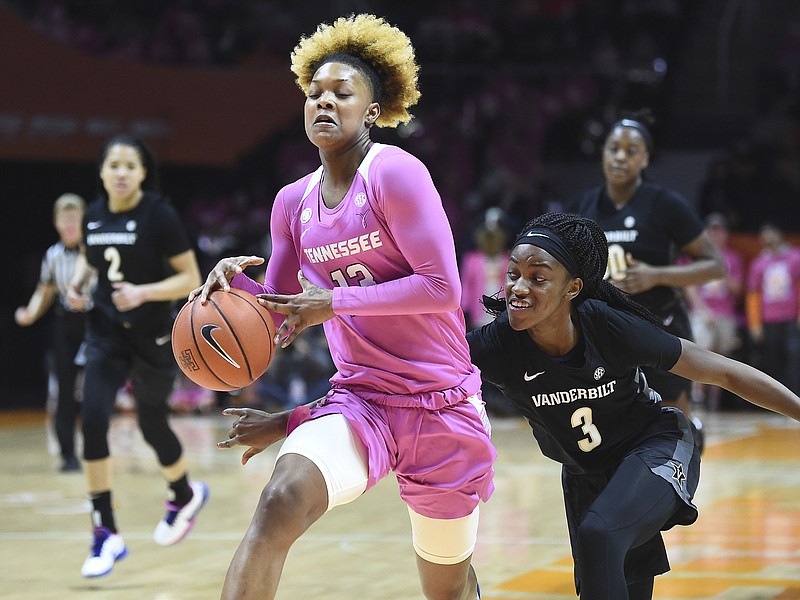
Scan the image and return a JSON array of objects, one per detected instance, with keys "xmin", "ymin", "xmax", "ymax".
[{"xmin": 571, "ymin": 406, "xmax": 602, "ymax": 452}]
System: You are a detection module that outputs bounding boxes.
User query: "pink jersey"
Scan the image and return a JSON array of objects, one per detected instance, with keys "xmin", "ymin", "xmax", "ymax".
[
  {"xmin": 232, "ymin": 143, "xmax": 481, "ymax": 409},
  {"xmin": 747, "ymin": 245, "xmax": 800, "ymax": 323},
  {"xmin": 695, "ymin": 247, "xmax": 744, "ymax": 318}
]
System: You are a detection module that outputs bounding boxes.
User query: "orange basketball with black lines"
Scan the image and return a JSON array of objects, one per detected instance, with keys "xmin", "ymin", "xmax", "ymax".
[{"xmin": 171, "ymin": 289, "xmax": 276, "ymax": 391}]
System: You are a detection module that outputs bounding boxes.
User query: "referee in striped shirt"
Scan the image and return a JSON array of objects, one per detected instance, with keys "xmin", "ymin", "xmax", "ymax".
[{"xmin": 16, "ymin": 194, "xmax": 95, "ymax": 472}]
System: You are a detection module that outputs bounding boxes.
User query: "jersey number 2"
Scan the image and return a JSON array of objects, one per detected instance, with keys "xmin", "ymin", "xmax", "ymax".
[
  {"xmin": 571, "ymin": 406, "xmax": 602, "ymax": 452},
  {"xmin": 104, "ymin": 247, "xmax": 124, "ymax": 282}
]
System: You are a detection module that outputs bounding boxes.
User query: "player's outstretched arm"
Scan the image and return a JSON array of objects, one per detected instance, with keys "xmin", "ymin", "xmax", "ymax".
[
  {"xmin": 15, "ymin": 282, "xmax": 57, "ymax": 326},
  {"xmin": 217, "ymin": 396, "xmax": 327, "ymax": 465},
  {"xmin": 217, "ymin": 407, "xmax": 291, "ymax": 465},
  {"xmin": 671, "ymin": 338, "xmax": 800, "ymax": 421}
]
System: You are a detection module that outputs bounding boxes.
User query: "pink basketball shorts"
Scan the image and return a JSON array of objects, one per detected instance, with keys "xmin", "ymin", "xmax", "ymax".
[{"xmin": 286, "ymin": 387, "xmax": 497, "ymax": 520}]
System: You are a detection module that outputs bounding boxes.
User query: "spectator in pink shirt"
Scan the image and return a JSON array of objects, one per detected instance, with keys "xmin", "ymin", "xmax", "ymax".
[
  {"xmin": 685, "ymin": 213, "xmax": 745, "ymax": 408},
  {"xmin": 460, "ymin": 207, "xmax": 510, "ymax": 330},
  {"xmin": 746, "ymin": 222, "xmax": 800, "ymax": 394}
]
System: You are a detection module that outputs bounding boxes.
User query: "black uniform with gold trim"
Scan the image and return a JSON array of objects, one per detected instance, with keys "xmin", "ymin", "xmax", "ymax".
[
  {"xmin": 81, "ymin": 191, "xmax": 191, "ymax": 462},
  {"xmin": 84, "ymin": 191, "xmax": 190, "ymax": 333},
  {"xmin": 568, "ymin": 182, "xmax": 705, "ymax": 402},
  {"xmin": 468, "ymin": 299, "xmax": 700, "ymax": 593}
]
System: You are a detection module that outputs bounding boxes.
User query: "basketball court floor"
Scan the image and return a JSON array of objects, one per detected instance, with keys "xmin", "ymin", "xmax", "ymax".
[{"xmin": 1, "ymin": 405, "xmax": 799, "ymax": 599}]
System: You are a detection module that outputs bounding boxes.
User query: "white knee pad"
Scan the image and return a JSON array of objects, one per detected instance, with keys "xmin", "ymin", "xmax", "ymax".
[
  {"xmin": 277, "ymin": 413, "xmax": 368, "ymax": 512},
  {"xmin": 408, "ymin": 505, "xmax": 480, "ymax": 565}
]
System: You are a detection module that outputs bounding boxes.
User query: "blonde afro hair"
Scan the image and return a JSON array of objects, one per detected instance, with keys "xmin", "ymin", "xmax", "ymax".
[{"xmin": 290, "ymin": 14, "xmax": 421, "ymax": 128}]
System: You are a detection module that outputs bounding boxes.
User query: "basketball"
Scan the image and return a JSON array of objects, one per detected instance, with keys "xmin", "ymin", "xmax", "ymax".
[{"xmin": 171, "ymin": 289, "xmax": 277, "ymax": 392}]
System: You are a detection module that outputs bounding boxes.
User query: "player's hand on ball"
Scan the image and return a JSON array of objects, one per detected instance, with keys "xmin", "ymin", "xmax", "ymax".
[
  {"xmin": 190, "ymin": 255, "xmax": 265, "ymax": 303},
  {"xmin": 257, "ymin": 270, "xmax": 335, "ymax": 348},
  {"xmin": 217, "ymin": 407, "xmax": 287, "ymax": 465}
]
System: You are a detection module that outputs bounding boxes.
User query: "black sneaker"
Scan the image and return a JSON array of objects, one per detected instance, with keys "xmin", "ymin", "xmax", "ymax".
[{"xmin": 60, "ymin": 456, "xmax": 81, "ymax": 472}]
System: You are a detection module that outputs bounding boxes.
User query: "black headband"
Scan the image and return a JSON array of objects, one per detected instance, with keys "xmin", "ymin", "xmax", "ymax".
[
  {"xmin": 611, "ymin": 119, "xmax": 653, "ymax": 152},
  {"xmin": 513, "ymin": 227, "xmax": 581, "ymax": 278}
]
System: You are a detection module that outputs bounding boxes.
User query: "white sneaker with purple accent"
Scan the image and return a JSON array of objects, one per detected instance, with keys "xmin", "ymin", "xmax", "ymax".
[
  {"xmin": 81, "ymin": 527, "xmax": 128, "ymax": 578},
  {"xmin": 153, "ymin": 481, "xmax": 209, "ymax": 546}
]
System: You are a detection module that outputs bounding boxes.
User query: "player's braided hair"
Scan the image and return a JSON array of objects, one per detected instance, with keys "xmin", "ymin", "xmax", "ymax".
[
  {"xmin": 290, "ymin": 14, "xmax": 420, "ymax": 128},
  {"xmin": 484, "ymin": 212, "xmax": 660, "ymax": 326},
  {"xmin": 533, "ymin": 212, "xmax": 661, "ymax": 324}
]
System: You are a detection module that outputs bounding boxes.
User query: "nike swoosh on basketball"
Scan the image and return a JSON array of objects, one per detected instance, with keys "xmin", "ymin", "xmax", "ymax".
[
  {"xmin": 524, "ymin": 371, "xmax": 545, "ymax": 381},
  {"xmin": 200, "ymin": 324, "xmax": 241, "ymax": 368},
  {"xmin": 155, "ymin": 334, "xmax": 171, "ymax": 346}
]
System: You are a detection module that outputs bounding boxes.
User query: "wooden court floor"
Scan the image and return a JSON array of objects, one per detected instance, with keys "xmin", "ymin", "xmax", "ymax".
[{"xmin": 1, "ymin": 406, "xmax": 799, "ymax": 600}]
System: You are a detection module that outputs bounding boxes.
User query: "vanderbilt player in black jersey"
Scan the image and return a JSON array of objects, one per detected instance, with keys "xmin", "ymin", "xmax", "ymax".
[
  {"xmin": 568, "ymin": 114, "xmax": 725, "ymax": 452},
  {"xmin": 468, "ymin": 213, "xmax": 800, "ymax": 600},
  {"xmin": 67, "ymin": 134, "xmax": 207, "ymax": 578}
]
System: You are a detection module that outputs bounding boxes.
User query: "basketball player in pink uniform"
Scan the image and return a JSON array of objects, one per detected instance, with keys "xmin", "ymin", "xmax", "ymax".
[{"xmin": 191, "ymin": 15, "xmax": 494, "ymax": 600}]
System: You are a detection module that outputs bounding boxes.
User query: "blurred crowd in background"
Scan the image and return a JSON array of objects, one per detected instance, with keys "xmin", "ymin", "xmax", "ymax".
[
  {"xmin": 5, "ymin": 0, "xmax": 800, "ymax": 415},
  {"xmin": 9, "ymin": 0, "xmax": 799, "ymax": 242}
]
